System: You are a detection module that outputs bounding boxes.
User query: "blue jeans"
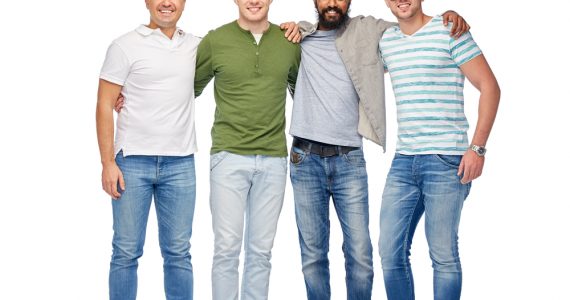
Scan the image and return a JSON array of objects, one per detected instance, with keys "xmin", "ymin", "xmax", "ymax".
[
  {"xmin": 110, "ymin": 151, "xmax": 196, "ymax": 300},
  {"xmin": 209, "ymin": 151, "xmax": 287, "ymax": 300},
  {"xmin": 290, "ymin": 146, "xmax": 374, "ymax": 300},
  {"xmin": 379, "ymin": 154, "xmax": 471, "ymax": 300}
]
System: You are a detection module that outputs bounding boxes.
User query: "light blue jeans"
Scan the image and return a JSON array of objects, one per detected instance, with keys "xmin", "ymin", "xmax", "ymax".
[
  {"xmin": 289, "ymin": 146, "xmax": 374, "ymax": 300},
  {"xmin": 379, "ymin": 154, "xmax": 471, "ymax": 300},
  {"xmin": 110, "ymin": 151, "xmax": 196, "ymax": 300},
  {"xmin": 209, "ymin": 151, "xmax": 287, "ymax": 300}
]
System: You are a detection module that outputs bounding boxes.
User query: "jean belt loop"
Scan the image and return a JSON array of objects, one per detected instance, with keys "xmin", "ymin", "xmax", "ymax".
[{"xmin": 307, "ymin": 141, "xmax": 312, "ymax": 153}]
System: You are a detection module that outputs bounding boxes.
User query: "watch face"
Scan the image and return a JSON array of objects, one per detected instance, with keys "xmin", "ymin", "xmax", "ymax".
[{"xmin": 471, "ymin": 145, "xmax": 486, "ymax": 156}]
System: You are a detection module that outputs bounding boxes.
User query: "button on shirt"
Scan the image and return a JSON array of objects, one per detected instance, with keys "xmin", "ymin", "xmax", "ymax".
[{"xmin": 100, "ymin": 25, "xmax": 201, "ymax": 157}]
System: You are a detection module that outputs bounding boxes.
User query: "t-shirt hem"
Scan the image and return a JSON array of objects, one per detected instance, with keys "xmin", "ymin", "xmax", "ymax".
[
  {"xmin": 210, "ymin": 148, "xmax": 287, "ymax": 157},
  {"xmin": 116, "ymin": 146, "xmax": 198, "ymax": 157}
]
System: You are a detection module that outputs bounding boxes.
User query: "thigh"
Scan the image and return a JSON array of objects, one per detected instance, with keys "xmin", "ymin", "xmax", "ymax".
[
  {"xmin": 113, "ymin": 153, "xmax": 155, "ymax": 245},
  {"xmin": 155, "ymin": 155, "xmax": 197, "ymax": 242},
  {"xmin": 379, "ymin": 155, "xmax": 423, "ymax": 255},
  {"xmin": 245, "ymin": 156, "xmax": 287, "ymax": 247},
  {"xmin": 421, "ymin": 155, "xmax": 470, "ymax": 254},
  {"xmin": 210, "ymin": 152, "xmax": 253, "ymax": 244},
  {"xmin": 333, "ymin": 150, "xmax": 370, "ymax": 240},
  {"xmin": 290, "ymin": 149, "xmax": 331, "ymax": 246}
]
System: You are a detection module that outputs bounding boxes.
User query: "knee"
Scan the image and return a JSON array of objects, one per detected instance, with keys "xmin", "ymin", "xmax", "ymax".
[
  {"xmin": 160, "ymin": 237, "xmax": 191, "ymax": 259},
  {"xmin": 429, "ymin": 248, "xmax": 462, "ymax": 273},
  {"xmin": 111, "ymin": 240, "xmax": 143, "ymax": 264}
]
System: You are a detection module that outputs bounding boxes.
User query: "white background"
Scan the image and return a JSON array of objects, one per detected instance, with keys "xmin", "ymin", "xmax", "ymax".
[{"xmin": 1, "ymin": 0, "xmax": 569, "ymax": 299}]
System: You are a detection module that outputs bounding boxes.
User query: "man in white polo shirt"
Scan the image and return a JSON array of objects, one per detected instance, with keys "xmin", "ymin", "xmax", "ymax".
[{"xmin": 95, "ymin": 0, "xmax": 199, "ymax": 299}]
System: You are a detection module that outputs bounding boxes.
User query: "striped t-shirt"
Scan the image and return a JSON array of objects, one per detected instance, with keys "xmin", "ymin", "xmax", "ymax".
[{"xmin": 380, "ymin": 15, "xmax": 482, "ymax": 155}]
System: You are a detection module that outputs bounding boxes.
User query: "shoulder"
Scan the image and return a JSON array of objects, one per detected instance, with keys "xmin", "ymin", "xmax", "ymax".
[
  {"xmin": 430, "ymin": 15, "xmax": 453, "ymax": 34},
  {"xmin": 111, "ymin": 29, "xmax": 141, "ymax": 47},
  {"xmin": 201, "ymin": 21, "xmax": 238, "ymax": 43}
]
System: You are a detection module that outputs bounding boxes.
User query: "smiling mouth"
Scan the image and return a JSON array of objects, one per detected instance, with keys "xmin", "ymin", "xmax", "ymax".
[
  {"xmin": 325, "ymin": 9, "xmax": 339, "ymax": 16},
  {"xmin": 159, "ymin": 9, "xmax": 174, "ymax": 15},
  {"xmin": 247, "ymin": 7, "xmax": 262, "ymax": 13},
  {"xmin": 397, "ymin": 3, "xmax": 411, "ymax": 10}
]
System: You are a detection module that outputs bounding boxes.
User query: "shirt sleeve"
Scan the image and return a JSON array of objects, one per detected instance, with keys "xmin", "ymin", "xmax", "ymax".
[
  {"xmin": 449, "ymin": 30, "xmax": 482, "ymax": 66},
  {"xmin": 100, "ymin": 42, "xmax": 130, "ymax": 86},
  {"xmin": 194, "ymin": 33, "xmax": 215, "ymax": 98},
  {"xmin": 287, "ymin": 44, "xmax": 301, "ymax": 97}
]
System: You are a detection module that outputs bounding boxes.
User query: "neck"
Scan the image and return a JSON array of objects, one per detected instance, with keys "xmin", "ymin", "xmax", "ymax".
[
  {"xmin": 398, "ymin": 13, "xmax": 430, "ymax": 36},
  {"xmin": 237, "ymin": 18, "xmax": 269, "ymax": 34},
  {"xmin": 317, "ymin": 24, "xmax": 334, "ymax": 31},
  {"xmin": 148, "ymin": 22, "xmax": 177, "ymax": 39}
]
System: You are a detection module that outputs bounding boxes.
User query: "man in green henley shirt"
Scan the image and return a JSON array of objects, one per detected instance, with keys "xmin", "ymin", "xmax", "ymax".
[{"xmin": 193, "ymin": 0, "xmax": 301, "ymax": 299}]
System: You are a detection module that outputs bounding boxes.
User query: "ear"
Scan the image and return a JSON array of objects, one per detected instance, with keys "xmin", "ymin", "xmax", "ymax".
[{"xmin": 145, "ymin": 0, "xmax": 150, "ymax": 9}]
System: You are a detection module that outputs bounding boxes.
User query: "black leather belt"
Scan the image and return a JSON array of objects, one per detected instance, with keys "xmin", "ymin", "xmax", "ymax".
[{"xmin": 292, "ymin": 137, "xmax": 359, "ymax": 157}]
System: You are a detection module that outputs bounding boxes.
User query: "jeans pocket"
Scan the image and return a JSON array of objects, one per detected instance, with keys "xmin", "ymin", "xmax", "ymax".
[
  {"xmin": 434, "ymin": 154, "xmax": 462, "ymax": 169},
  {"xmin": 343, "ymin": 149, "xmax": 366, "ymax": 167},
  {"xmin": 210, "ymin": 151, "xmax": 229, "ymax": 171},
  {"xmin": 290, "ymin": 146, "xmax": 307, "ymax": 165}
]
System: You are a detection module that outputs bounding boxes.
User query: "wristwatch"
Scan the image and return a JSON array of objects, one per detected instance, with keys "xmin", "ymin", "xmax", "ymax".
[{"xmin": 470, "ymin": 144, "xmax": 487, "ymax": 157}]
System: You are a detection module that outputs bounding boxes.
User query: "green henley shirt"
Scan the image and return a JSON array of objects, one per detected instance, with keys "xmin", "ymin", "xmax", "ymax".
[{"xmin": 195, "ymin": 21, "xmax": 301, "ymax": 157}]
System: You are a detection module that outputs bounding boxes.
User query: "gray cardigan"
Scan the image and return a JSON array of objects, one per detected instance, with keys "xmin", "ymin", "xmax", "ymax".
[{"xmin": 299, "ymin": 16, "xmax": 396, "ymax": 151}]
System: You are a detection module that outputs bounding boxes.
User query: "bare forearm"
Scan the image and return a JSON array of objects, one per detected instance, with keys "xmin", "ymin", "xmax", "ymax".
[
  {"xmin": 96, "ymin": 79, "xmax": 122, "ymax": 165},
  {"xmin": 471, "ymin": 82, "xmax": 501, "ymax": 146},
  {"xmin": 96, "ymin": 103, "xmax": 116, "ymax": 165}
]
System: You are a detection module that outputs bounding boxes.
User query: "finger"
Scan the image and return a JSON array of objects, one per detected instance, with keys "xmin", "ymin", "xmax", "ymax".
[
  {"xmin": 285, "ymin": 27, "xmax": 294, "ymax": 39},
  {"xmin": 111, "ymin": 179, "xmax": 121, "ymax": 199},
  {"xmin": 456, "ymin": 21, "xmax": 465, "ymax": 38},
  {"xmin": 119, "ymin": 173, "xmax": 126, "ymax": 192},
  {"xmin": 280, "ymin": 23, "xmax": 287, "ymax": 29},
  {"xmin": 457, "ymin": 159, "xmax": 465, "ymax": 177},
  {"xmin": 450, "ymin": 18, "xmax": 458, "ymax": 36},
  {"xmin": 463, "ymin": 166, "xmax": 474, "ymax": 184},
  {"xmin": 104, "ymin": 182, "xmax": 115, "ymax": 199}
]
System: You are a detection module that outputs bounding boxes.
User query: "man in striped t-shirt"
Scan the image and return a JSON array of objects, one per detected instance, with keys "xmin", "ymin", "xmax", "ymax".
[{"xmin": 378, "ymin": 1, "xmax": 500, "ymax": 299}]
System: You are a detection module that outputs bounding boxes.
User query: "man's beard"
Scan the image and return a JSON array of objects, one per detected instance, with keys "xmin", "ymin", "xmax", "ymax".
[{"xmin": 317, "ymin": 4, "xmax": 350, "ymax": 29}]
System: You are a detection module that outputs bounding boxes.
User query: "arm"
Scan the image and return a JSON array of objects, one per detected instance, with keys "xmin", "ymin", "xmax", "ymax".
[
  {"xmin": 457, "ymin": 54, "xmax": 501, "ymax": 184},
  {"xmin": 194, "ymin": 34, "xmax": 215, "ymax": 98},
  {"xmin": 287, "ymin": 45, "xmax": 302, "ymax": 97},
  {"xmin": 96, "ymin": 79, "xmax": 125, "ymax": 199}
]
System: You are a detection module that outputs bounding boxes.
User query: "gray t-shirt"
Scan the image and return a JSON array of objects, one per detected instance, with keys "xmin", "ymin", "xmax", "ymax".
[{"xmin": 290, "ymin": 29, "xmax": 362, "ymax": 147}]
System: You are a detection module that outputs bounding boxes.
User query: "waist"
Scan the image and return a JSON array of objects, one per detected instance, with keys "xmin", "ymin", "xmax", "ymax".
[{"xmin": 292, "ymin": 137, "xmax": 360, "ymax": 157}]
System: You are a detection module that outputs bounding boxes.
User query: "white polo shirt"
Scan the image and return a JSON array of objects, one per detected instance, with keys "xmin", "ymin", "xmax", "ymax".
[{"xmin": 100, "ymin": 25, "xmax": 200, "ymax": 157}]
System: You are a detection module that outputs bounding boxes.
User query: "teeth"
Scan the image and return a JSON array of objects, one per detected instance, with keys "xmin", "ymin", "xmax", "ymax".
[{"xmin": 160, "ymin": 10, "xmax": 173, "ymax": 13}]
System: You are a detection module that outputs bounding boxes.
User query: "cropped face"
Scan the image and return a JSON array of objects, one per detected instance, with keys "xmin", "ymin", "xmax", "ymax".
[
  {"xmin": 385, "ymin": 0, "xmax": 422, "ymax": 20},
  {"xmin": 314, "ymin": 0, "xmax": 351, "ymax": 30},
  {"xmin": 145, "ymin": 0, "xmax": 185, "ymax": 29},
  {"xmin": 234, "ymin": 0, "xmax": 272, "ymax": 23}
]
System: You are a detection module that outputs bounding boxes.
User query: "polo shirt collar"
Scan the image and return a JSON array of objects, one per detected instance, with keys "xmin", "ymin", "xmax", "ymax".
[{"xmin": 135, "ymin": 25, "xmax": 185, "ymax": 38}]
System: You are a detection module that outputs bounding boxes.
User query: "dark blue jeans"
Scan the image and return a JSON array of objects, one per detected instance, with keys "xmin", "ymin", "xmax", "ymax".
[
  {"xmin": 379, "ymin": 154, "xmax": 471, "ymax": 300},
  {"xmin": 290, "ymin": 146, "xmax": 373, "ymax": 300},
  {"xmin": 110, "ymin": 152, "xmax": 196, "ymax": 300}
]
